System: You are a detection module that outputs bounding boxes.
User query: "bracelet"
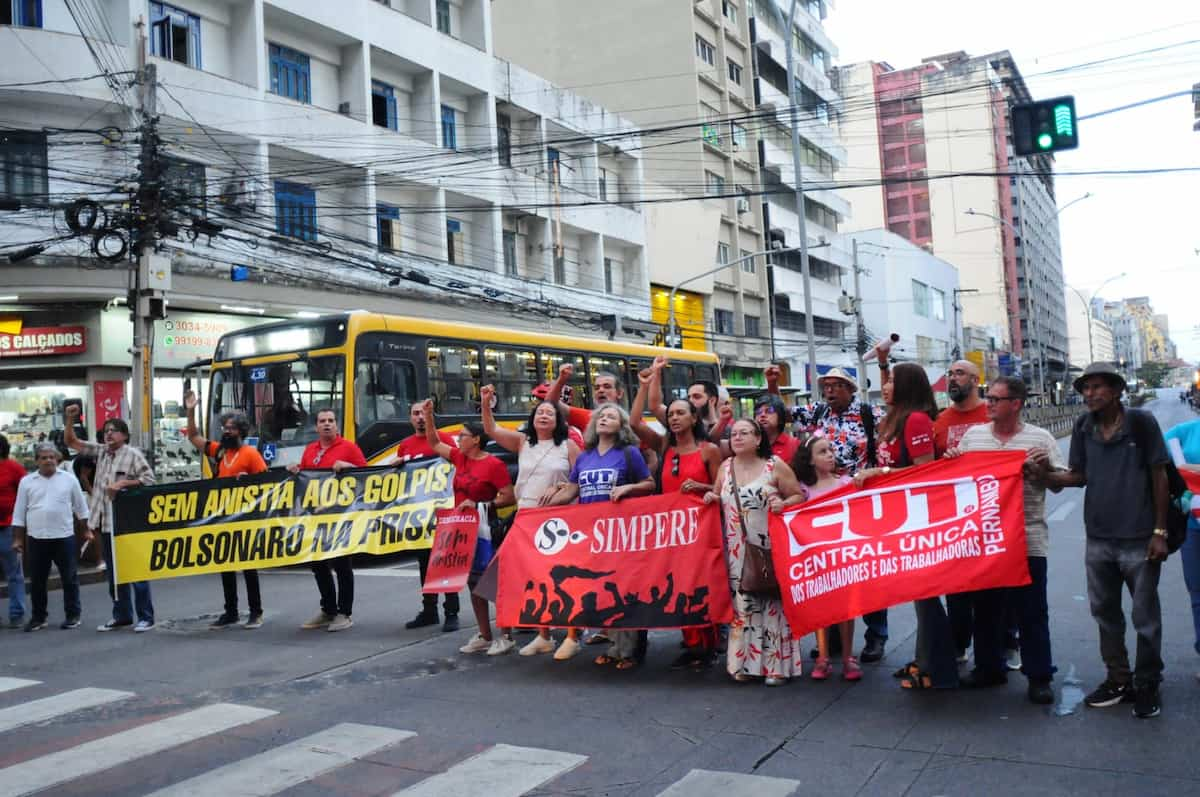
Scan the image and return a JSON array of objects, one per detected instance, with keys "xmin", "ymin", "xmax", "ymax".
[{"xmin": 1152, "ymin": 528, "xmax": 1167, "ymax": 538}]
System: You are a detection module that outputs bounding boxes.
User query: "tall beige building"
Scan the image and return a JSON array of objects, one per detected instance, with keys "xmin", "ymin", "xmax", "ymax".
[{"xmin": 492, "ymin": 0, "xmax": 769, "ymax": 370}]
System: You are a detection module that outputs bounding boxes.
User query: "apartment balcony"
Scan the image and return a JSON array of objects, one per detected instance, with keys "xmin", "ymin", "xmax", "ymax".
[
  {"xmin": 756, "ymin": 80, "xmax": 842, "ymax": 157},
  {"xmin": 764, "ymin": 198, "xmax": 852, "ymax": 270},
  {"xmin": 773, "ymin": 264, "xmax": 843, "ymax": 322},
  {"xmin": 752, "ymin": 4, "xmax": 838, "ymax": 64},
  {"xmin": 760, "ymin": 140, "xmax": 849, "ymax": 217}
]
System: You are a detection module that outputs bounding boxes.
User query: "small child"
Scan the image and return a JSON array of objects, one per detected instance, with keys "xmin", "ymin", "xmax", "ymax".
[{"xmin": 787, "ymin": 434, "xmax": 860, "ymax": 682}]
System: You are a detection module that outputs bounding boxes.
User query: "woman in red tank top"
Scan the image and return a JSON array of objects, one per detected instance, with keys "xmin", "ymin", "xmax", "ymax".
[{"xmin": 630, "ymin": 366, "xmax": 722, "ymax": 669}]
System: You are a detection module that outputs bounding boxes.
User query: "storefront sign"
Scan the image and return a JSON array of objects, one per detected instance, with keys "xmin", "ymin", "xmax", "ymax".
[
  {"xmin": 154, "ymin": 312, "xmax": 276, "ymax": 367},
  {"xmin": 0, "ymin": 326, "xmax": 87, "ymax": 358}
]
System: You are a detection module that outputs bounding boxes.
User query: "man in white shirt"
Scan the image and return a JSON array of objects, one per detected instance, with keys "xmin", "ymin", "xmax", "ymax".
[{"xmin": 11, "ymin": 444, "xmax": 91, "ymax": 631}]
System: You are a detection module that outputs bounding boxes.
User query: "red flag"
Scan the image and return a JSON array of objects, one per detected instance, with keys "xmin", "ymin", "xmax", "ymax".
[
  {"xmin": 495, "ymin": 492, "xmax": 732, "ymax": 630},
  {"xmin": 423, "ymin": 509, "xmax": 478, "ymax": 594},
  {"xmin": 1181, "ymin": 469, "xmax": 1200, "ymax": 520},
  {"xmin": 768, "ymin": 450, "xmax": 1031, "ymax": 638}
]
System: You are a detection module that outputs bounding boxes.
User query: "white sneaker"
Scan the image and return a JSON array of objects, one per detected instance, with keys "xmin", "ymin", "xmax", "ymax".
[
  {"xmin": 1005, "ymin": 648, "xmax": 1022, "ymax": 671},
  {"xmin": 553, "ymin": 636, "xmax": 582, "ymax": 661},
  {"xmin": 327, "ymin": 614, "xmax": 354, "ymax": 632},
  {"xmin": 133, "ymin": 620, "xmax": 155, "ymax": 633},
  {"xmin": 459, "ymin": 633, "xmax": 492, "ymax": 654},
  {"xmin": 519, "ymin": 635, "xmax": 556, "ymax": 656},
  {"xmin": 487, "ymin": 635, "xmax": 516, "ymax": 656}
]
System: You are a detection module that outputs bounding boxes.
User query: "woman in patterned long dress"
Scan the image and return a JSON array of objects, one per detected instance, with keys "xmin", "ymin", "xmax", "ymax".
[{"xmin": 705, "ymin": 419, "xmax": 806, "ymax": 685}]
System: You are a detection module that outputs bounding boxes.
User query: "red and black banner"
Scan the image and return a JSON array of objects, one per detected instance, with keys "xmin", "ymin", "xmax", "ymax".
[
  {"xmin": 768, "ymin": 451, "xmax": 1031, "ymax": 638},
  {"xmin": 495, "ymin": 493, "xmax": 733, "ymax": 630}
]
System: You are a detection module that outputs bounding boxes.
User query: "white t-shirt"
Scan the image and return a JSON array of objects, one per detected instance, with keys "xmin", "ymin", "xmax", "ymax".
[
  {"xmin": 957, "ymin": 422, "xmax": 1063, "ymax": 557},
  {"xmin": 11, "ymin": 469, "xmax": 89, "ymax": 540}
]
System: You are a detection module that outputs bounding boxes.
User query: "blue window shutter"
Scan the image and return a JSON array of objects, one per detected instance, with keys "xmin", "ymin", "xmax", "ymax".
[
  {"xmin": 275, "ymin": 180, "xmax": 316, "ymax": 241},
  {"xmin": 189, "ymin": 13, "xmax": 202, "ymax": 69},
  {"xmin": 441, "ymin": 105, "xmax": 456, "ymax": 149},
  {"xmin": 446, "ymin": 219, "xmax": 461, "ymax": 233}
]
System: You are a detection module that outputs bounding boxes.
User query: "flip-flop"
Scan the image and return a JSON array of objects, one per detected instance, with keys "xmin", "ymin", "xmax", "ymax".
[
  {"xmin": 593, "ymin": 654, "xmax": 618, "ymax": 666},
  {"xmin": 899, "ymin": 670, "xmax": 933, "ymax": 690},
  {"xmin": 614, "ymin": 658, "xmax": 638, "ymax": 670},
  {"xmin": 893, "ymin": 661, "xmax": 920, "ymax": 679}
]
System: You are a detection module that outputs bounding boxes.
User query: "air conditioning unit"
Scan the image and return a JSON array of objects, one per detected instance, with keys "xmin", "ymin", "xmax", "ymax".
[{"xmin": 736, "ymin": 198, "xmax": 751, "ymax": 214}]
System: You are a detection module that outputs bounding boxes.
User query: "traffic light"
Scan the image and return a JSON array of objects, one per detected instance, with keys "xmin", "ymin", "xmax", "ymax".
[{"xmin": 1010, "ymin": 96, "xmax": 1078, "ymax": 156}]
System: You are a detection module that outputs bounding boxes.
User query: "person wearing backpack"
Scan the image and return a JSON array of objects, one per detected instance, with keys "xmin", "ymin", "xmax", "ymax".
[{"xmin": 1043, "ymin": 362, "xmax": 1170, "ymax": 719}]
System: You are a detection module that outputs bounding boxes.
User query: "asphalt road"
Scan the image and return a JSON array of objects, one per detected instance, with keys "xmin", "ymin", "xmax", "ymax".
[{"xmin": 1, "ymin": 392, "xmax": 1198, "ymax": 796}]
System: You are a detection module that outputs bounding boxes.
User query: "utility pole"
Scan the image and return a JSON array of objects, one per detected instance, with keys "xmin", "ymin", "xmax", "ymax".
[
  {"xmin": 551, "ymin": 157, "xmax": 563, "ymax": 284},
  {"xmin": 951, "ymin": 288, "xmax": 979, "ymax": 360},
  {"xmin": 850, "ymin": 238, "xmax": 868, "ymax": 402}
]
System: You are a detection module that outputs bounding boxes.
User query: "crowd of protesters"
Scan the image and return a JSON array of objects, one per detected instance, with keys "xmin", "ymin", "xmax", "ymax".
[{"xmin": 1, "ymin": 351, "xmax": 1196, "ymax": 723}]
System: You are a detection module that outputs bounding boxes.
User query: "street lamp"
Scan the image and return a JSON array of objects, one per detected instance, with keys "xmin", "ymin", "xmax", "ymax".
[{"xmin": 1068, "ymin": 272, "xmax": 1126, "ymax": 364}]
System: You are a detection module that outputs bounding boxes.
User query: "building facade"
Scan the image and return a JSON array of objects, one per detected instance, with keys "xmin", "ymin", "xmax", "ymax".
[
  {"xmin": 0, "ymin": 0, "xmax": 648, "ymax": 475},
  {"xmin": 492, "ymin": 0, "xmax": 771, "ymax": 371},
  {"xmin": 1066, "ymin": 289, "xmax": 1115, "ymax": 370}
]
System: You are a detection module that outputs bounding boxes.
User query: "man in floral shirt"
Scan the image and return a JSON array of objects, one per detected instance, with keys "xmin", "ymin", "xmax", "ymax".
[{"xmin": 768, "ymin": 365, "xmax": 889, "ymax": 662}]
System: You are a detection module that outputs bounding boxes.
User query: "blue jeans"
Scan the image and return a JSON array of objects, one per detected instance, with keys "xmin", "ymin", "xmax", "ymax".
[
  {"xmin": 0, "ymin": 526, "xmax": 25, "ymax": 620},
  {"xmin": 863, "ymin": 609, "xmax": 888, "ymax": 643},
  {"xmin": 101, "ymin": 532, "xmax": 153, "ymax": 624},
  {"xmin": 1180, "ymin": 523, "xmax": 1200, "ymax": 656},
  {"xmin": 1012, "ymin": 556, "xmax": 1055, "ymax": 682}
]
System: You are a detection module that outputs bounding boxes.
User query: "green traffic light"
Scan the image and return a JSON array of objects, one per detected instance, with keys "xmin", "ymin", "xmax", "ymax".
[{"xmin": 1037, "ymin": 132, "xmax": 1054, "ymax": 150}]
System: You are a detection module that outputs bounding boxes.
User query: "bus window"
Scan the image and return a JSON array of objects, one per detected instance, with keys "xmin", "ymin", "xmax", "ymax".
[
  {"xmin": 428, "ymin": 340, "xmax": 480, "ymax": 415},
  {"xmin": 483, "ymin": 346, "xmax": 538, "ymax": 416},
  {"xmin": 355, "ymin": 357, "xmax": 417, "ymax": 458},
  {"xmin": 588, "ymin": 355, "xmax": 628, "ymax": 409},
  {"xmin": 211, "ymin": 356, "xmax": 343, "ymax": 451},
  {"xmin": 541, "ymin": 351, "xmax": 587, "ymax": 407}
]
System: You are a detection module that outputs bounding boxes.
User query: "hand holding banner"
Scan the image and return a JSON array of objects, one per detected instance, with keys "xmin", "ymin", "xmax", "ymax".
[
  {"xmin": 496, "ymin": 492, "xmax": 732, "ymax": 630},
  {"xmin": 423, "ymin": 509, "xmax": 478, "ymax": 594},
  {"xmin": 768, "ymin": 451, "xmax": 1031, "ymax": 638}
]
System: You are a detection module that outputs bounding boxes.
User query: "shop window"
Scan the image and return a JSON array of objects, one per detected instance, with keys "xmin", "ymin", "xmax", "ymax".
[
  {"xmin": 427, "ymin": 340, "xmax": 479, "ymax": 415},
  {"xmin": 0, "ymin": 384, "xmax": 84, "ymax": 470},
  {"xmin": 483, "ymin": 346, "xmax": 538, "ymax": 415}
]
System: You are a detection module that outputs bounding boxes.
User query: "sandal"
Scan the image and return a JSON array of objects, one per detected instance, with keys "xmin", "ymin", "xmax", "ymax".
[
  {"xmin": 614, "ymin": 657, "xmax": 637, "ymax": 670},
  {"xmin": 593, "ymin": 654, "xmax": 618, "ymax": 666},
  {"xmin": 899, "ymin": 670, "xmax": 933, "ymax": 690},
  {"xmin": 893, "ymin": 661, "xmax": 920, "ymax": 679}
]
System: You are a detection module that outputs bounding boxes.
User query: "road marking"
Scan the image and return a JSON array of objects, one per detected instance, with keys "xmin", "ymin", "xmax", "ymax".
[
  {"xmin": 0, "ymin": 703, "xmax": 277, "ymax": 797},
  {"xmin": 146, "ymin": 723, "xmax": 415, "ymax": 797},
  {"xmin": 656, "ymin": 769, "xmax": 800, "ymax": 797},
  {"xmin": 392, "ymin": 743, "xmax": 587, "ymax": 797},
  {"xmin": 0, "ymin": 678, "xmax": 39, "ymax": 694},
  {"xmin": 1047, "ymin": 501, "xmax": 1076, "ymax": 524},
  {"xmin": 0, "ymin": 688, "xmax": 133, "ymax": 734}
]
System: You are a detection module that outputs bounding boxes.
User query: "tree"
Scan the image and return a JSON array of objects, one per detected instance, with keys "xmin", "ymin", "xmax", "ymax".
[{"xmin": 1136, "ymin": 361, "xmax": 1171, "ymax": 388}]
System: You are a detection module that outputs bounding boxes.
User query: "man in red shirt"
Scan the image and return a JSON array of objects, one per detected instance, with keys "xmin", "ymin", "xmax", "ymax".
[
  {"xmin": 288, "ymin": 408, "xmax": 366, "ymax": 632},
  {"xmin": 185, "ymin": 391, "xmax": 268, "ymax": 629},
  {"xmin": 0, "ymin": 434, "xmax": 28, "ymax": 627},
  {"xmin": 399, "ymin": 399, "xmax": 461, "ymax": 632}
]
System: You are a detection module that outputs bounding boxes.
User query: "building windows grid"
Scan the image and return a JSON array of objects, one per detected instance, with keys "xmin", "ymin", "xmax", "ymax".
[
  {"xmin": 377, "ymin": 204, "xmax": 399, "ymax": 251},
  {"xmin": 371, "ymin": 80, "xmax": 397, "ymax": 130},
  {"xmin": 446, "ymin": 217, "xmax": 464, "ymax": 264},
  {"xmin": 695, "ymin": 34, "xmax": 715, "ymax": 66},
  {"xmin": 0, "ymin": 130, "xmax": 47, "ymax": 201},
  {"xmin": 1, "ymin": 0, "xmax": 42, "ymax": 27},
  {"xmin": 274, "ymin": 180, "xmax": 317, "ymax": 241},
  {"xmin": 268, "ymin": 43, "xmax": 311, "ymax": 103},
  {"xmin": 502, "ymin": 229, "xmax": 518, "ymax": 277},
  {"xmin": 714, "ymin": 308, "xmax": 734, "ymax": 336},
  {"xmin": 603, "ymin": 257, "xmax": 614, "ymax": 294},
  {"xmin": 727, "ymin": 59, "xmax": 743, "ymax": 85},
  {"xmin": 497, "ymin": 113, "xmax": 512, "ymax": 166},
  {"xmin": 722, "ymin": 0, "xmax": 738, "ymax": 24},
  {"xmin": 150, "ymin": 2, "xmax": 201, "ymax": 67},
  {"xmin": 744, "ymin": 315, "xmax": 760, "ymax": 338},
  {"xmin": 705, "ymin": 170, "xmax": 725, "ymax": 196},
  {"xmin": 441, "ymin": 105, "xmax": 457, "ymax": 150},
  {"xmin": 436, "ymin": 0, "xmax": 451, "ymax": 34}
]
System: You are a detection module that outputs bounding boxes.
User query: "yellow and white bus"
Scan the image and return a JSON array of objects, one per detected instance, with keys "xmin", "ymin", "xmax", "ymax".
[{"xmin": 192, "ymin": 312, "xmax": 720, "ymax": 473}]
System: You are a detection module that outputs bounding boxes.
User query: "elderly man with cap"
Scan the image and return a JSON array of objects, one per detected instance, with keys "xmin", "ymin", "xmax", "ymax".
[
  {"xmin": 1042, "ymin": 362, "xmax": 1170, "ymax": 719},
  {"xmin": 770, "ymin": 364, "xmax": 890, "ymax": 662}
]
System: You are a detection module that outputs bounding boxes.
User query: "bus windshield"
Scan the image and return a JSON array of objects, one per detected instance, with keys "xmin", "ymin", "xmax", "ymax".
[{"xmin": 209, "ymin": 355, "xmax": 344, "ymax": 465}]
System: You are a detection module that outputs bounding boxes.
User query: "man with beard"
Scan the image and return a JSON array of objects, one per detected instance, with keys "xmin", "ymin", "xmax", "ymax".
[{"xmin": 185, "ymin": 391, "xmax": 268, "ymax": 629}]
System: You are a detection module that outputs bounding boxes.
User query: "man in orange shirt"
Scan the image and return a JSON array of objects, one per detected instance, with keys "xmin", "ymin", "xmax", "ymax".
[
  {"xmin": 933, "ymin": 360, "xmax": 989, "ymax": 455},
  {"xmin": 185, "ymin": 391, "xmax": 268, "ymax": 629}
]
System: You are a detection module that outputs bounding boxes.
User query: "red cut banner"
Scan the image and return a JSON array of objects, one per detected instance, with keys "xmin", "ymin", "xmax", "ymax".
[
  {"xmin": 423, "ymin": 509, "xmax": 478, "ymax": 594},
  {"xmin": 768, "ymin": 450, "xmax": 1031, "ymax": 638},
  {"xmin": 496, "ymin": 492, "xmax": 733, "ymax": 630}
]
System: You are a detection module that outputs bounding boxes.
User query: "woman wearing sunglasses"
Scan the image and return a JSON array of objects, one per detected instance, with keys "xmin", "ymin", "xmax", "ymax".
[{"xmin": 630, "ymin": 367, "xmax": 722, "ymax": 669}]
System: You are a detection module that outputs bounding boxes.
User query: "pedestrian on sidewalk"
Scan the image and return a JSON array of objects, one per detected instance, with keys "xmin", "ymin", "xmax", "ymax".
[
  {"xmin": 289, "ymin": 408, "xmax": 366, "ymax": 633},
  {"xmin": 0, "ymin": 434, "xmax": 29, "ymax": 628},
  {"xmin": 184, "ymin": 391, "xmax": 268, "ymax": 629},
  {"xmin": 10, "ymin": 443, "xmax": 91, "ymax": 631},
  {"xmin": 1043, "ymin": 362, "xmax": 1170, "ymax": 719},
  {"xmin": 64, "ymin": 406, "xmax": 156, "ymax": 632},
  {"xmin": 1162, "ymin": 416, "xmax": 1200, "ymax": 681},
  {"xmin": 946, "ymin": 377, "xmax": 1062, "ymax": 704}
]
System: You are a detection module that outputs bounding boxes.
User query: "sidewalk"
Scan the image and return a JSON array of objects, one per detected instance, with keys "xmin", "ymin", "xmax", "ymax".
[{"xmin": 0, "ymin": 562, "xmax": 108, "ymax": 599}]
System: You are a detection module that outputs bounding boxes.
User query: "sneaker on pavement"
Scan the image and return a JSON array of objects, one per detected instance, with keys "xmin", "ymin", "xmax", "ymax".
[
  {"xmin": 859, "ymin": 638, "xmax": 885, "ymax": 663},
  {"xmin": 134, "ymin": 620, "xmax": 155, "ymax": 633},
  {"xmin": 327, "ymin": 614, "xmax": 353, "ymax": 632},
  {"xmin": 209, "ymin": 613, "xmax": 239, "ymax": 630},
  {"xmin": 8, "ymin": 617, "xmax": 22, "ymax": 629},
  {"xmin": 1005, "ymin": 647, "xmax": 1022, "ymax": 671},
  {"xmin": 442, "ymin": 614, "xmax": 460, "ymax": 633},
  {"xmin": 1028, "ymin": 680, "xmax": 1055, "ymax": 705},
  {"xmin": 243, "ymin": 613, "xmax": 263, "ymax": 630},
  {"xmin": 1132, "ymin": 685, "xmax": 1161, "ymax": 719},
  {"xmin": 23, "ymin": 619, "xmax": 47, "ymax": 633},
  {"xmin": 60, "ymin": 616, "xmax": 81, "ymax": 630},
  {"xmin": 404, "ymin": 612, "xmax": 438, "ymax": 630},
  {"xmin": 97, "ymin": 619, "xmax": 132, "ymax": 632},
  {"xmin": 1085, "ymin": 679, "xmax": 1132, "ymax": 708},
  {"xmin": 553, "ymin": 636, "xmax": 582, "ymax": 661},
  {"xmin": 301, "ymin": 611, "xmax": 335, "ymax": 630},
  {"xmin": 520, "ymin": 635, "xmax": 556, "ymax": 656},
  {"xmin": 459, "ymin": 633, "xmax": 492, "ymax": 654},
  {"xmin": 487, "ymin": 635, "xmax": 516, "ymax": 656}
]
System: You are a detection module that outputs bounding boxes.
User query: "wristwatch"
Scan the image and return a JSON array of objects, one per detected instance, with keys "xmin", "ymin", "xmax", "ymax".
[{"xmin": 1152, "ymin": 528, "xmax": 1168, "ymax": 538}]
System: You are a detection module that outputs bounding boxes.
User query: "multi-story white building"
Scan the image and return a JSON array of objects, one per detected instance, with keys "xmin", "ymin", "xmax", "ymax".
[
  {"xmin": 1066, "ymin": 289, "xmax": 1115, "ymax": 370},
  {"xmin": 748, "ymin": 0, "xmax": 854, "ymax": 391},
  {"xmin": 0, "ymin": 0, "xmax": 648, "ymax": 474},
  {"xmin": 1104, "ymin": 301, "xmax": 1146, "ymax": 378}
]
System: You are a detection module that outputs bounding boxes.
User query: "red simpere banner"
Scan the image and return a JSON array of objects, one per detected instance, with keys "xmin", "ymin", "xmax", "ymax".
[
  {"xmin": 768, "ymin": 450, "xmax": 1031, "ymax": 638},
  {"xmin": 495, "ymin": 492, "xmax": 732, "ymax": 630},
  {"xmin": 423, "ymin": 509, "xmax": 478, "ymax": 594}
]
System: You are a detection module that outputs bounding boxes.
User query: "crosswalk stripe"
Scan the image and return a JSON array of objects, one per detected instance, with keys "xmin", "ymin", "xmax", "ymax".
[
  {"xmin": 391, "ymin": 743, "xmax": 587, "ymax": 797},
  {"xmin": 656, "ymin": 769, "xmax": 800, "ymax": 797},
  {"xmin": 0, "ymin": 678, "xmax": 39, "ymax": 694},
  {"xmin": 145, "ymin": 722, "xmax": 415, "ymax": 797},
  {"xmin": 0, "ymin": 703, "xmax": 277, "ymax": 797},
  {"xmin": 0, "ymin": 688, "xmax": 133, "ymax": 734}
]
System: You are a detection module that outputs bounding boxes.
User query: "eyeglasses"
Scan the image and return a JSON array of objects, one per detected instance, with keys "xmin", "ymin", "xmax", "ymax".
[
  {"xmin": 671, "ymin": 452, "xmax": 680, "ymax": 477},
  {"xmin": 985, "ymin": 395, "xmax": 1018, "ymax": 403}
]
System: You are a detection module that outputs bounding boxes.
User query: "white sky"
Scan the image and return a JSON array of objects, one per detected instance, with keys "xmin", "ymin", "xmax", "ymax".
[{"xmin": 825, "ymin": 0, "xmax": 1200, "ymax": 362}]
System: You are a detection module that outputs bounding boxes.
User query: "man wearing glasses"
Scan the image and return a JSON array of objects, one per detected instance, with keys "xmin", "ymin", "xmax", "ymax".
[
  {"xmin": 185, "ymin": 391, "xmax": 268, "ymax": 629},
  {"xmin": 945, "ymin": 376, "xmax": 1062, "ymax": 704}
]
